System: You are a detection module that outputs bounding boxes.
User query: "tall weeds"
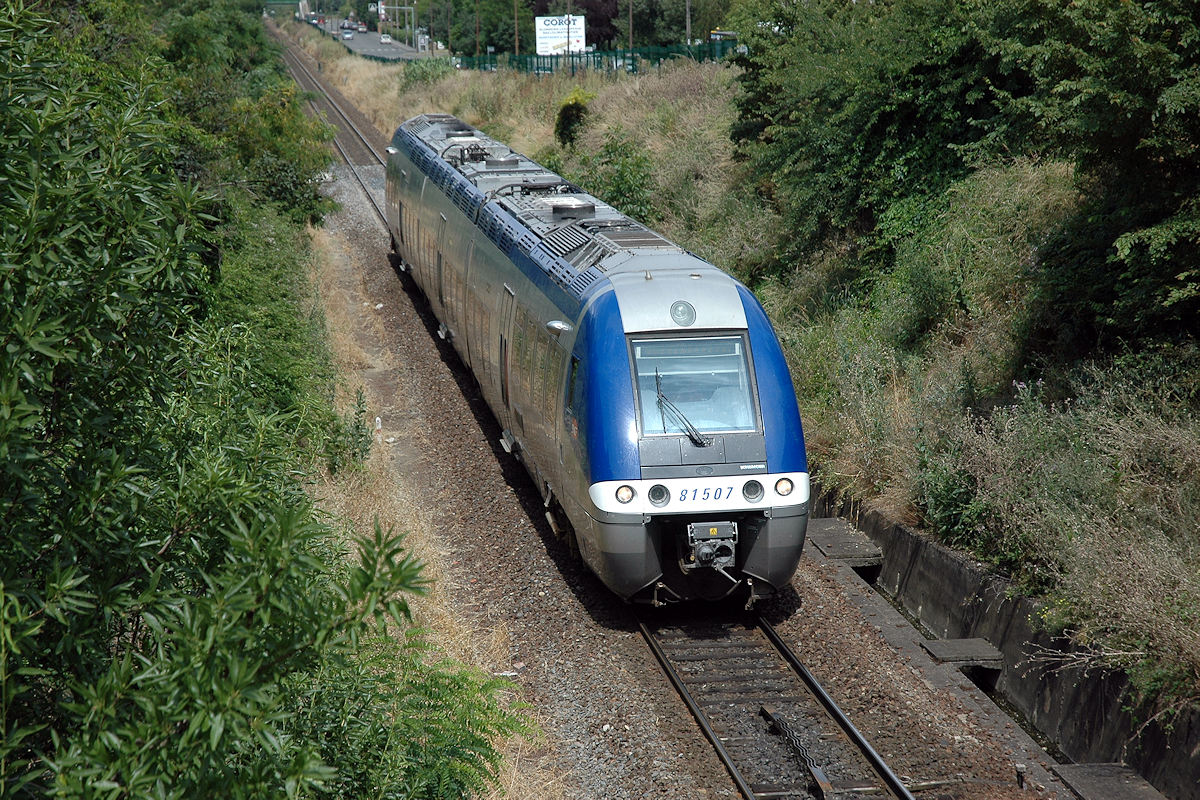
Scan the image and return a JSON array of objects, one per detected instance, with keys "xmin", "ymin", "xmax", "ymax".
[{"xmin": 923, "ymin": 352, "xmax": 1200, "ymax": 702}]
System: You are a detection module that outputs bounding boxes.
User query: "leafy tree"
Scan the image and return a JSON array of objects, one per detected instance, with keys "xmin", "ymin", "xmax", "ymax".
[
  {"xmin": 155, "ymin": 0, "xmax": 335, "ymax": 219},
  {"xmin": 1, "ymin": 1, "xmax": 528, "ymax": 796},
  {"xmin": 419, "ymin": 0, "xmax": 535, "ymax": 56},
  {"xmin": 973, "ymin": 0, "xmax": 1200, "ymax": 344},
  {"xmin": 729, "ymin": 0, "xmax": 1007, "ymax": 257},
  {"xmin": 730, "ymin": 0, "xmax": 1200, "ymax": 345}
]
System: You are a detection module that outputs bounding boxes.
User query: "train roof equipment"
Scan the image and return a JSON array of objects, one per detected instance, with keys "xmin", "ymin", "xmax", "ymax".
[{"xmin": 390, "ymin": 113, "xmax": 723, "ymax": 307}]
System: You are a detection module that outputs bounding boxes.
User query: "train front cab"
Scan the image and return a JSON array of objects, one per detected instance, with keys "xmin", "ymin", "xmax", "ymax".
[{"xmin": 566, "ymin": 279, "xmax": 810, "ymax": 605}]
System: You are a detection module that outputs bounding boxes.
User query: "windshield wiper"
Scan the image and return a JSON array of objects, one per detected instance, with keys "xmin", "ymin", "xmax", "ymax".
[{"xmin": 655, "ymin": 369, "xmax": 711, "ymax": 448}]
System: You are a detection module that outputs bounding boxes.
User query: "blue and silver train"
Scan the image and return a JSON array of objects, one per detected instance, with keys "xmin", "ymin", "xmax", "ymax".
[{"xmin": 385, "ymin": 113, "xmax": 809, "ymax": 604}]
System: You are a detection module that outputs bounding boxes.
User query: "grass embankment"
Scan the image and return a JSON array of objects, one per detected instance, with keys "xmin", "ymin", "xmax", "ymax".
[
  {"xmin": 285, "ymin": 20, "xmax": 1200, "ymax": 715},
  {"xmin": 305, "ymin": 226, "xmax": 563, "ymax": 799}
]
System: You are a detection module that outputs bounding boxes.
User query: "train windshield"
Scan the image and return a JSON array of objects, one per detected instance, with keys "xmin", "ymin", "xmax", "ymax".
[{"xmin": 630, "ymin": 335, "xmax": 757, "ymax": 436}]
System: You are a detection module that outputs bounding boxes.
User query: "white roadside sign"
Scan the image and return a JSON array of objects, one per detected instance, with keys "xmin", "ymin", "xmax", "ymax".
[{"xmin": 535, "ymin": 15, "xmax": 586, "ymax": 55}]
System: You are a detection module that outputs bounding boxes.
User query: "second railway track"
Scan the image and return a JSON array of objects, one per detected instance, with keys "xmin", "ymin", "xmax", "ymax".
[{"xmin": 277, "ymin": 38, "xmax": 389, "ymax": 227}]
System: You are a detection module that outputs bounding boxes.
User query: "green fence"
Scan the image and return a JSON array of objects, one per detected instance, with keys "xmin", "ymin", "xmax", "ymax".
[{"xmin": 453, "ymin": 40, "xmax": 741, "ymax": 75}]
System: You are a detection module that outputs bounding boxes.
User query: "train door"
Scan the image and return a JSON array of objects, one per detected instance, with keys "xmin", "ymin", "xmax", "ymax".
[
  {"xmin": 384, "ymin": 165, "xmax": 397, "ymax": 235},
  {"xmin": 390, "ymin": 168, "xmax": 408, "ymax": 254},
  {"xmin": 435, "ymin": 213, "xmax": 447, "ymax": 308},
  {"xmin": 540, "ymin": 328, "xmax": 568, "ymax": 479},
  {"xmin": 563, "ymin": 354, "xmax": 583, "ymax": 467},
  {"xmin": 498, "ymin": 284, "xmax": 516, "ymax": 416},
  {"xmin": 462, "ymin": 241, "xmax": 476, "ymax": 367},
  {"xmin": 416, "ymin": 177, "xmax": 431, "ymax": 275},
  {"xmin": 400, "ymin": 171, "xmax": 415, "ymax": 261}
]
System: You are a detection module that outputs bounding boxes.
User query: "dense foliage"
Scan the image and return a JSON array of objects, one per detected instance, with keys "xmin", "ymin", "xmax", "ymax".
[
  {"xmin": 1, "ymin": 0, "xmax": 525, "ymax": 795},
  {"xmin": 731, "ymin": 0, "xmax": 1200, "ymax": 347},
  {"xmin": 729, "ymin": 0, "xmax": 1200, "ymax": 709}
]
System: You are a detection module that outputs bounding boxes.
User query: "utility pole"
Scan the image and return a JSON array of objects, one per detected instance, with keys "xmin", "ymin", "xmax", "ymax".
[
  {"xmin": 566, "ymin": 0, "xmax": 573, "ymax": 74},
  {"xmin": 685, "ymin": 0, "xmax": 691, "ymax": 45},
  {"xmin": 627, "ymin": 0, "xmax": 632, "ymax": 50},
  {"xmin": 475, "ymin": 0, "xmax": 480, "ymax": 56},
  {"xmin": 513, "ymin": 0, "xmax": 519, "ymax": 55}
]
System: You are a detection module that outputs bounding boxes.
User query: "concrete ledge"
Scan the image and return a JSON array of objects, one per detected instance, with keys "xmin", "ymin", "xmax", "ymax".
[
  {"xmin": 1052, "ymin": 763, "xmax": 1167, "ymax": 800},
  {"xmin": 806, "ymin": 517, "xmax": 882, "ymax": 567},
  {"xmin": 813, "ymin": 488, "xmax": 1200, "ymax": 800},
  {"xmin": 920, "ymin": 637, "xmax": 1003, "ymax": 669}
]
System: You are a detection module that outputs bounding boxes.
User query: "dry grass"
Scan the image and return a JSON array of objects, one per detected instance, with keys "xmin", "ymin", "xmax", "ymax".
[
  {"xmin": 761, "ymin": 159, "xmax": 1086, "ymax": 518},
  {"xmin": 282, "ymin": 20, "xmax": 767, "ymax": 272},
  {"xmin": 922, "ymin": 353, "xmax": 1200, "ymax": 704},
  {"xmin": 305, "ymin": 226, "xmax": 484, "ymax": 659},
  {"xmin": 288, "ymin": 22, "xmax": 589, "ymax": 154},
  {"xmin": 304, "ymin": 226, "xmax": 566, "ymax": 796}
]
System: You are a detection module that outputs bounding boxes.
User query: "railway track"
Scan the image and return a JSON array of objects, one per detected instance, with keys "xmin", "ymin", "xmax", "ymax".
[
  {"xmin": 277, "ymin": 40, "xmax": 388, "ymax": 229},
  {"xmin": 641, "ymin": 612, "xmax": 917, "ymax": 800}
]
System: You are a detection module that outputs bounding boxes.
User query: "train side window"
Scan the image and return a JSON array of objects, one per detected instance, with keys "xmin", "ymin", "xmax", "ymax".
[
  {"xmin": 541, "ymin": 332, "xmax": 557, "ymax": 421},
  {"xmin": 565, "ymin": 356, "xmax": 583, "ymax": 440},
  {"xmin": 522, "ymin": 312, "xmax": 537, "ymax": 399},
  {"xmin": 566, "ymin": 356, "xmax": 579, "ymax": 412},
  {"xmin": 511, "ymin": 309, "xmax": 529, "ymax": 399},
  {"xmin": 471, "ymin": 291, "xmax": 488, "ymax": 376},
  {"xmin": 531, "ymin": 330, "xmax": 546, "ymax": 412},
  {"xmin": 522, "ymin": 311, "xmax": 536, "ymax": 397}
]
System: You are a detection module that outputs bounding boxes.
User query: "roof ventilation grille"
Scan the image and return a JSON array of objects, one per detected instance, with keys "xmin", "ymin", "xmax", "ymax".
[
  {"xmin": 599, "ymin": 226, "xmax": 675, "ymax": 250},
  {"xmin": 568, "ymin": 267, "xmax": 603, "ymax": 296},
  {"xmin": 543, "ymin": 226, "xmax": 591, "ymax": 257}
]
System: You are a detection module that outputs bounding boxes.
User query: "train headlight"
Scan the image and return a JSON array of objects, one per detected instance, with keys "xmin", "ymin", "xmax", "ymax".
[
  {"xmin": 742, "ymin": 480, "xmax": 764, "ymax": 502},
  {"xmin": 615, "ymin": 485, "xmax": 636, "ymax": 504},
  {"xmin": 648, "ymin": 484, "xmax": 670, "ymax": 507},
  {"xmin": 775, "ymin": 478, "xmax": 794, "ymax": 497},
  {"xmin": 669, "ymin": 300, "xmax": 696, "ymax": 327}
]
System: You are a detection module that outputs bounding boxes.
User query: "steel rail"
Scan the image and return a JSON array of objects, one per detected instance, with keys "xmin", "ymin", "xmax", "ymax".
[
  {"xmin": 278, "ymin": 45, "xmax": 390, "ymax": 232},
  {"xmin": 757, "ymin": 616, "xmax": 917, "ymax": 800},
  {"xmin": 280, "ymin": 44, "xmax": 386, "ymax": 169},
  {"xmin": 638, "ymin": 620, "xmax": 762, "ymax": 800}
]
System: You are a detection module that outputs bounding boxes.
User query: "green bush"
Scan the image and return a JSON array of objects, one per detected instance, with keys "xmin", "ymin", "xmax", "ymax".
[
  {"xmin": 1, "ymin": 2, "xmax": 528, "ymax": 795},
  {"xmin": 401, "ymin": 56, "xmax": 455, "ymax": 91},
  {"xmin": 728, "ymin": 0, "xmax": 1001, "ymax": 254},
  {"xmin": 554, "ymin": 86, "xmax": 595, "ymax": 147},
  {"xmin": 570, "ymin": 127, "xmax": 656, "ymax": 223}
]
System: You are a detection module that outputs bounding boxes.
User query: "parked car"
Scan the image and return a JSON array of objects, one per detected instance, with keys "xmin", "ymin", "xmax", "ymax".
[{"xmin": 380, "ymin": 33, "xmax": 392, "ymax": 44}]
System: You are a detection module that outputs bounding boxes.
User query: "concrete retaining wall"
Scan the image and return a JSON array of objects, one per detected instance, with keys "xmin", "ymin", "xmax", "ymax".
[{"xmin": 814, "ymin": 492, "xmax": 1199, "ymax": 799}]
